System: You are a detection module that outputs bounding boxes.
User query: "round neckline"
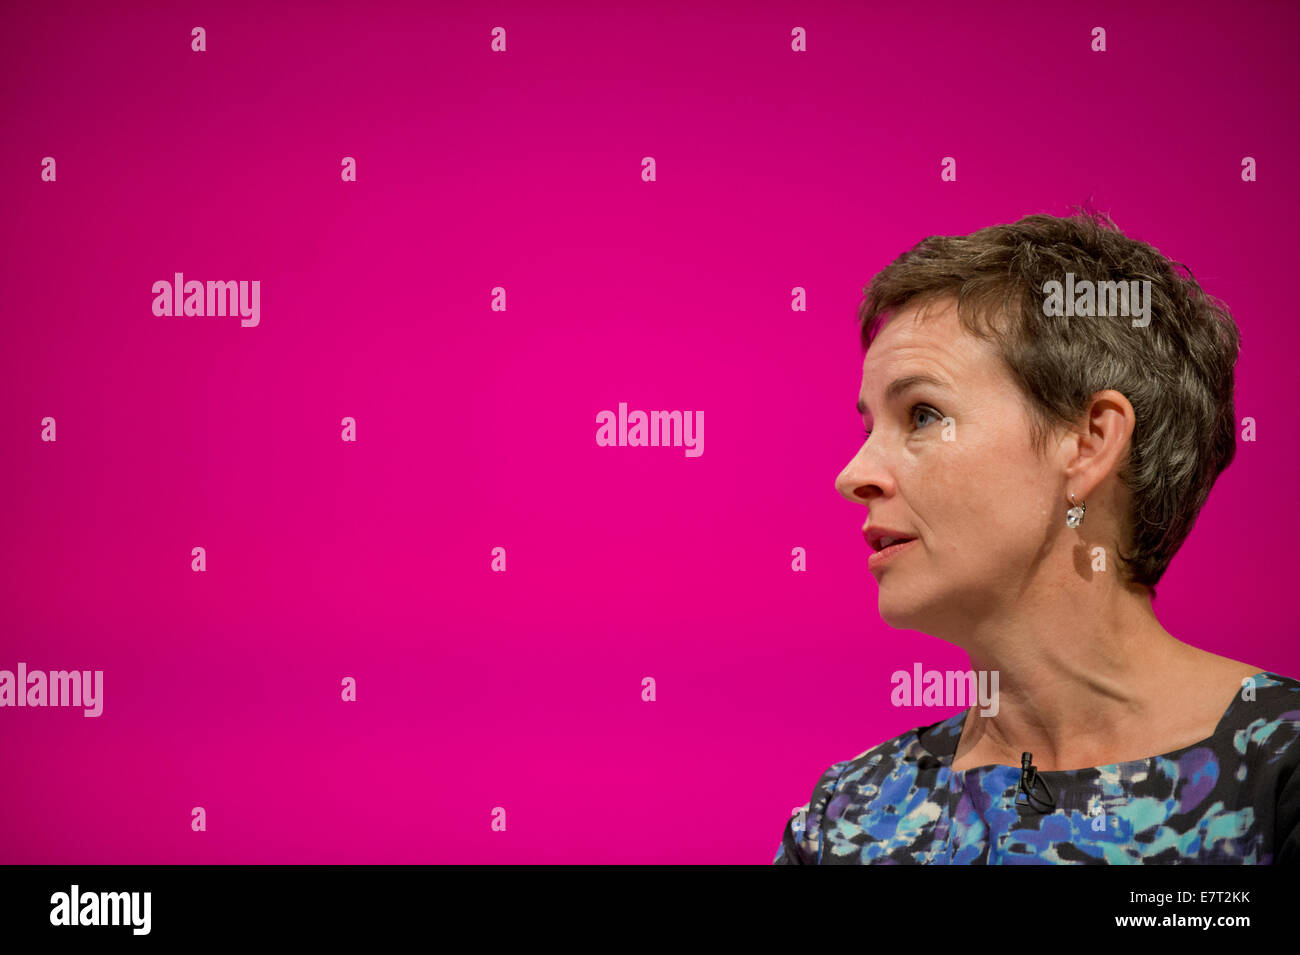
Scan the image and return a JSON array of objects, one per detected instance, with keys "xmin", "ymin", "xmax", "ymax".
[{"xmin": 939, "ymin": 669, "xmax": 1272, "ymax": 776}]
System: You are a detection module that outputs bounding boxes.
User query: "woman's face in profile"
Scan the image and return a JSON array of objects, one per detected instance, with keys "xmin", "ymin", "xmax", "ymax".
[{"xmin": 837, "ymin": 297, "xmax": 1063, "ymax": 635}]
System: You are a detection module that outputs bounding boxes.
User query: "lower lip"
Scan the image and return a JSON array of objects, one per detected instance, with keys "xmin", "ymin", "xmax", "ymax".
[{"xmin": 868, "ymin": 538, "xmax": 918, "ymax": 571}]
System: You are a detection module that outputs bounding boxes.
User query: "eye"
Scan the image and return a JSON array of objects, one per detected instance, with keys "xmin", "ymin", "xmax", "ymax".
[
  {"xmin": 860, "ymin": 404, "xmax": 943, "ymax": 441},
  {"xmin": 913, "ymin": 405, "xmax": 941, "ymax": 428}
]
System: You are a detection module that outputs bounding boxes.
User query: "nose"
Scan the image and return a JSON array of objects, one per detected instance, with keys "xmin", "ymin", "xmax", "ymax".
[{"xmin": 835, "ymin": 441, "xmax": 892, "ymax": 506}]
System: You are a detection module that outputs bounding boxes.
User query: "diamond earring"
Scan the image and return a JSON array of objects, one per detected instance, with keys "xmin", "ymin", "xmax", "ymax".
[{"xmin": 1066, "ymin": 493, "xmax": 1086, "ymax": 529}]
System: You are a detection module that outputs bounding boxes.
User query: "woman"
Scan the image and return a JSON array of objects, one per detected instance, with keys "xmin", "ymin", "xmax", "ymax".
[{"xmin": 774, "ymin": 211, "xmax": 1300, "ymax": 864}]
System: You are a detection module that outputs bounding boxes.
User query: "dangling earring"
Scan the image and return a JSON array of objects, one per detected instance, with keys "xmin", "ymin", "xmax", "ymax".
[{"xmin": 1066, "ymin": 493, "xmax": 1086, "ymax": 529}]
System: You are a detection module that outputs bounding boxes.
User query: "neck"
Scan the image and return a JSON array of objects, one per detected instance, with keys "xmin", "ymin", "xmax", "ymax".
[{"xmin": 931, "ymin": 569, "xmax": 1203, "ymax": 772}]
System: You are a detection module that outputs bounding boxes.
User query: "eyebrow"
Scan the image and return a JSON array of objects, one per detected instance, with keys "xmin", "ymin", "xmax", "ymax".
[{"xmin": 857, "ymin": 374, "xmax": 950, "ymax": 416}]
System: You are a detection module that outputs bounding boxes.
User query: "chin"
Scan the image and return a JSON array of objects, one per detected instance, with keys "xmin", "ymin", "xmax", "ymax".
[{"xmin": 875, "ymin": 583, "xmax": 938, "ymax": 632}]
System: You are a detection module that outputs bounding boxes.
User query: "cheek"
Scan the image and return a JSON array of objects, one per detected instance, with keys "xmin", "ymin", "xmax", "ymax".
[
  {"xmin": 953, "ymin": 421, "xmax": 1040, "ymax": 484},
  {"xmin": 958, "ymin": 441, "xmax": 1053, "ymax": 540},
  {"xmin": 911, "ymin": 434, "xmax": 1043, "ymax": 545},
  {"xmin": 901, "ymin": 436, "xmax": 968, "ymax": 501}
]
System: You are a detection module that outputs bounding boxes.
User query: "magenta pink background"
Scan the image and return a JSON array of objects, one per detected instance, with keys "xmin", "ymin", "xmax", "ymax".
[{"xmin": 2, "ymin": 1, "xmax": 1297, "ymax": 864}]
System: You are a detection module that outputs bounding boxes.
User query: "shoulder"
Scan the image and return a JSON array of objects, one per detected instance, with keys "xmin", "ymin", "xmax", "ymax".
[
  {"xmin": 1223, "ymin": 671, "xmax": 1300, "ymax": 754},
  {"xmin": 821, "ymin": 711, "xmax": 961, "ymax": 793},
  {"xmin": 1216, "ymin": 671, "xmax": 1300, "ymax": 864},
  {"xmin": 772, "ymin": 712, "xmax": 962, "ymax": 865}
]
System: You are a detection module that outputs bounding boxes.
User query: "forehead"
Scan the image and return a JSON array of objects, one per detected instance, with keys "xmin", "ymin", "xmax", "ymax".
[{"xmin": 858, "ymin": 298, "xmax": 1002, "ymax": 406}]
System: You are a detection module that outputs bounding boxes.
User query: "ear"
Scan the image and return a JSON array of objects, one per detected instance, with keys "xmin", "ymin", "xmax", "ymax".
[{"xmin": 1062, "ymin": 389, "xmax": 1135, "ymax": 499}]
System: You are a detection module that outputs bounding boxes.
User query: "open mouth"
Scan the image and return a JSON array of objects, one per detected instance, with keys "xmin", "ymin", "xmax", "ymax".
[
  {"xmin": 867, "ymin": 533, "xmax": 919, "ymax": 570},
  {"xmin": 872, "ymin": 535, "xmax": 916, "ymax": 553}
]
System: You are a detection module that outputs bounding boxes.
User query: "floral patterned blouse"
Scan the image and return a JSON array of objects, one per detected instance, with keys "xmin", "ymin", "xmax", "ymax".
[{"xmin": 774, "ymin": 671, "xmax": 1300, "ymax": 864}]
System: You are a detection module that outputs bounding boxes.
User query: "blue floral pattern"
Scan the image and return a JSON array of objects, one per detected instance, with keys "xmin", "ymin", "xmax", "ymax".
[{"xmin": 774, "ymin": 671, "xmax": 1300, "ymax": 864}]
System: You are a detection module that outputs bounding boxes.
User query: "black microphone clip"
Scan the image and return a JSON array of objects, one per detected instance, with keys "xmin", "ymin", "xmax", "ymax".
[{"xmin": 1016, "ymin": 751, "xmax": 1057, "ymax": 812}]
